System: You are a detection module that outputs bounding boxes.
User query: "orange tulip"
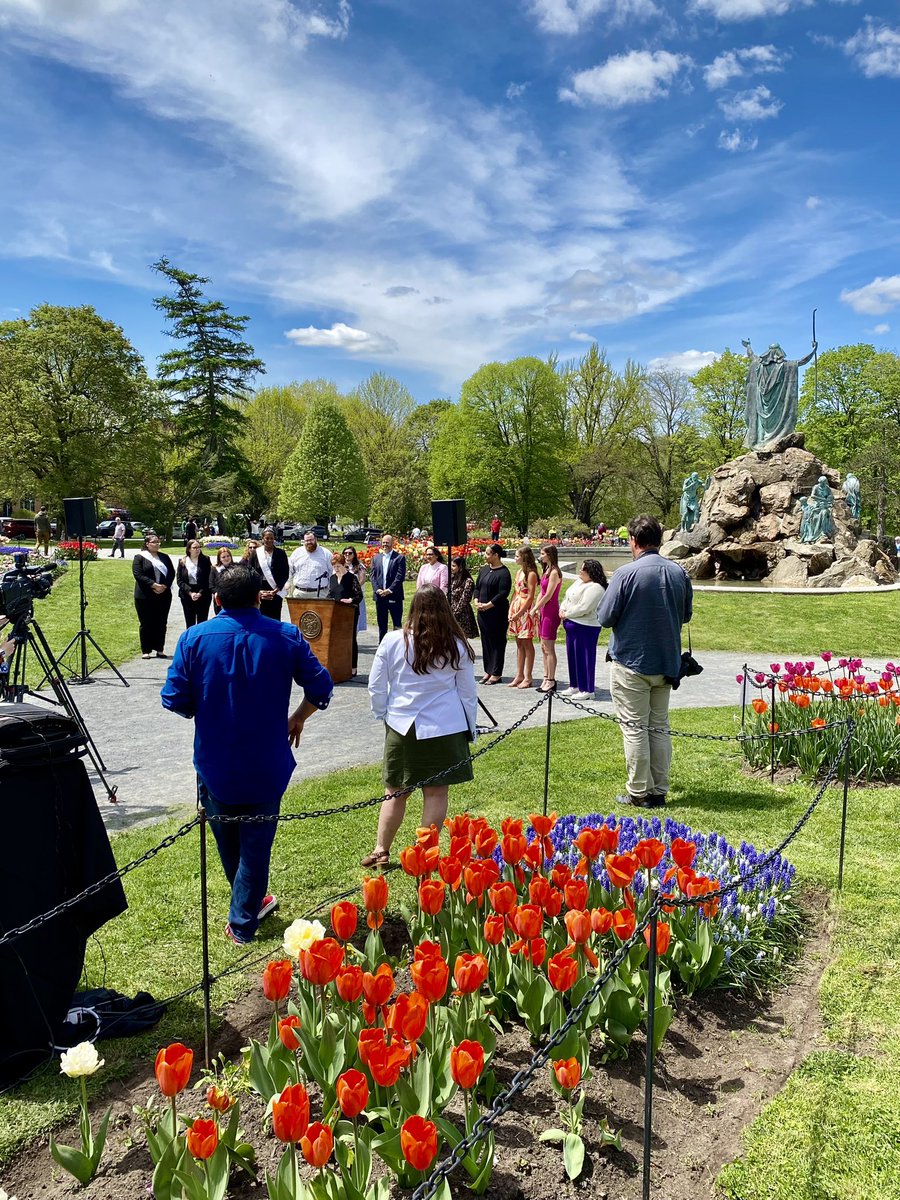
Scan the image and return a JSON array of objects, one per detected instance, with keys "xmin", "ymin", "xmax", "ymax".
[
  {"xmin": 453, "ymin": 953, "xmax": 489, "ymax": 994},
  {"xmin": 445, "ymin": 813, "xmax": 472, "ymax": 838},
  {"xmin": 472, "ymin": 825, "xmax": 498, "ymax": 858},
  {"xmin": 438, "ymin": 855, "xmax": 464, "ymax": 889},
  {"xmin": 529, "ymin": 813, "xmax": 557, "ymax": 837},
  {"xmin": 186, "ymin": 1117, "xmax": 219, "ymax": 1160},
  {"xmin": 553, "ymin": 1058, "xmax": 581, "ymax": 1090},
  {"xmin": 416, "ymin": 824, "xmax": 440, "ymax": 849},
  {"xmin": 262, "ymin": 959, "xmax": 293, "ymax": 1003},
  {"xmin": 489, "ymin": 881, "xmax": 517, "ymax": 914},
  {"xmin": 484, "ymin": 914, "xmax": 505, "ymax": 944},
  {"xmin": 564, "ymin": 909, "xmax": 592, "ymax": 944},
  {"xmin": 524, "ymin": 936, "xmax": 547, "ymax": 967},
  {"xmin": 418, "ymin": 879, "xmax": 446, "ymax": 915},
  {"xmin": 548, "ymin": 946, "xmax": 579, "ymax": 992},
  {"xmin": 449, "ymin": 835, "xmax": 472, "ymax": 865},
  {"xmin": 336, "ymin": 1068, "xmax": 369, "ymax": 1118},
  {"xmin": 411, "ymin": 953, "xmax": 449, "ymax": 1003},
  {"xmin": 574, "ymin": 827, "xmax": 604, "ymax": 860},
  {"xmin": 511, "ymin": 904, "xmax": 543, "ymax": 939},
  {"xmin": 643, "ymin": 921, "xmax": 672, "ymax": 956},
  {"xmin": 811, "ymin": 717, "xmax": 826, "ymax": 728},
  {"xmin": 362, "ymin": 874, "xmax": 388, "ymax": 913},
  {"xmin": 278, "ymin": 1015, "xmax": 302, "ymax": 1051},
  {"xmin": 367, "ymin": 1031, "xmax": 412, "ymax": 1087},
  {"xmin": 529, "ymin": 874, "xmax": 552, "ymax": 908},
  {"xmin": 206, "ymin": 1085, "xmax": 234, "ymax": 1113},
  {"xmin": 330, "ymin": 901, "xmax": 358, "ymax": 942},
  {"xmin": 544, "ymin": 888, "xmax": 563, "ymax": 917},
  {"xmin": 634, "ymin": 838, "xmax": 665, "ymax": 870},
  {"xmin": 605, "ymin": 853, "xmax": 639, "ymax": 889},
  {"xmin": 612, "ymin": 908, "xmax": 636, "ymax": 940},
  {"xmin": 335, "ymin": 964, "xmax": 364, "ymax": 1003},
  {"xmin": 155, "ymin": 1043, "xmax": 193, "ymax": 1097},
  {"xmin": 301, "ymin": 1121, "xmax": 333, "ymax": 1169},
  {"xmin": 298, "ymin": 938, "xmax": 344, "ymax": 986},
  {"xmin": 400, "ymin": 843, "xmax": 428, "ymax": 877},
  {"xmin": 751, "ymin": 698, "xmax": 768, "ymax": 714},
  {"xmin": 357, "ymin": 1027, "xmax": 382, "ymax": 1067},
  {"xmin": 669, "ymin": 837, "xmax": 696, "ymax": 869},
  {"xmin": 450, "ymin": 1040, "xmax": 485, "ymax": 1089},
  {"xmin": 501, "ymin": 832, "xmax": 527, "ymax": 865},
  {"xmin": 386, "ymin": 992, "xmax": 429, "ymax": 1043},
  {"xmin": 551, "ymin": 862, "xmax": 572, "ymax": 889},
  {"xmin": 271, "ymin": 1082, "xmax": 310, "ymax": 1143},
  {"xmin": 564, "ymin": 878, "xmax": 589, "ymax": 910},
  {"xmin": 400, "ymin": 1114, "xmax": 439, "ymax": 1172},
  {"xmin": 362, "ymin": 963, "xmax": 395, "ymax": 1007},
  {"xmin": 590, "ymin": 906, "xmax": 614, "ymax": 934}
]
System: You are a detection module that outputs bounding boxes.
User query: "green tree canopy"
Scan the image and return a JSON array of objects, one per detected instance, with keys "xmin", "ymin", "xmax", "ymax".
[
  {"xmin": 152, "ymin": 257, "xmax": 264, "ymax": 513},
  {"xmin": 343, "ymin": 372, "xmax": 426, "ymax": 530},
  {"xmin": 278, "ymin": 399, "xmax": 368, "ymax": 524},
  {"xmin": 690, "ymin": 349, "xmax": 748, "ymax": 466},
  {"xmin": 0, "ymin": 304, "xmax": 161, "ymax": 518}
]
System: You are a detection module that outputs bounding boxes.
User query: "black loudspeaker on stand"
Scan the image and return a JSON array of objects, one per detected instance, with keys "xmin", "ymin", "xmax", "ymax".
[{"xmin": 54, "ymin": 498, "xmax": 129, "ymax": 690}]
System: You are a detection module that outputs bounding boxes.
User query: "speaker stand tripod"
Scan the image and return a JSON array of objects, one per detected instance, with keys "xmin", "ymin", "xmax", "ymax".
[
  {"xmin": 443, "ymin": 546, "xmax": 497, "ymax": 730},
  {"xmin": 4, "ymin": 616, "xmax": 118, "ymax": 802},
  {"xmin": 53, "ymin": 534, "xmax": 129, "ymax": 688}
]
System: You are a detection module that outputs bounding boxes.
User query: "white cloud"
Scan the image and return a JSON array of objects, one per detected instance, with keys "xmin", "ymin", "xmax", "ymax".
[
  {"xmin": 648, "ymin": 349, "xmax": 717, "ymax": 372},
  {"xmin": 560, "ymin": 49, "xmax": 690, "ymax": 107},
  {"xmin": 704, "ymin": 44, "xmax": 784, "ymax": 88},
  {"xmin": 845, "ymin": 19, "xmax": 900, "ymax": 78},
  {"xmin": 805, "ymin": 195, "xmax": 822, "ymax": 209},
  {"xmin": 569, "ymin": 330, "xmax": 596, "ymax": 342},
  {"xmin": 506, "ymin": 82, "xmax": 528, "ymax": 100},
  {"xmin": 873, "ymin": 323, "xmax": 890, "ymax": 335},
  {"xmin": 284, "ymin": 322, "xmax": 399, "ymax": 354},
  {"xmin": 527, "ymin": 0, "xmax": 658, "ymax": 35},
  {"xmin": 717, "ymin": 128, "xmax": 758, "ymax": 151},
  {"xmin": 691, "ymin": 0, "xmax": 794, "ymax": 20},
  {"xmin": 718, "ymin": 85, "xmax": 782, "ymax": 121},
  {"xmin": 840, "ymin": 276, "xmax": 900, "ymax": 316}
]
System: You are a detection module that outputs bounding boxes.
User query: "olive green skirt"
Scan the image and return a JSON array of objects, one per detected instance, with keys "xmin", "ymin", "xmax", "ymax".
[{"xmin": 383, "ymin": 723, "xmax": 474, "ymax": 789}]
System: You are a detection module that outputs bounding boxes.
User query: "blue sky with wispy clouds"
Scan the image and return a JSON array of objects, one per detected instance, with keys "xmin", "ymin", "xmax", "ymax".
[{"xmin": 0, "ymin": 0, "xmax": 897, "ymax": 399}]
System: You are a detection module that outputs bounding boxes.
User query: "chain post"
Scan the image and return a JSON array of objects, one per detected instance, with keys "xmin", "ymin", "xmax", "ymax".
[
  {"xmin": 542, "ymin": 689, "xmax": 553, "ymax": 817},
  {"xmin": 740, "ymin": 662, "xmax": 748, "ymax": 728},
  {"xmin": 198, "ymin": 799, "xmax": 212, "ymax": 1069},
  {"xmin": 837, "ymin": 721, "xmax": 852, "ymax": 891},
  {"xmin": 642, "ymin": 902, "xmax": 659, "ymax": 1200},
  {"xmin": 769, "ymin": 686, "xmax": 776, "ymax": 783}
]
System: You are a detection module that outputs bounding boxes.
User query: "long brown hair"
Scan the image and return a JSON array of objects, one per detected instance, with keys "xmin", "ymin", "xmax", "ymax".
[
  {"xmin": 403, "ymin": 585, "xmax": 475, "ymax": 674},
  {"xmin": 517, "ymin": 546, "xmax": 538, "ymax": 579},
  {"xmin": 541, "ymin": 544, "xmax": 559, "ymax": 575}
]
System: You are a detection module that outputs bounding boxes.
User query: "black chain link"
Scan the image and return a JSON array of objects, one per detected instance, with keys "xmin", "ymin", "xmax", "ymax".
[
  {"xmin": 411, "ymin": 903, "xmax": 661, "ymax": 1200},
  {"xmin": 555, "ymin": 691, "xmax": 855, "ymax": 742},
  {"xmin": 0, "ymin": 816, "xmax": 201, "ymax": 949},
  {"xmin": 207, "ymin": 694, "xmax": 550, "ymax": 825}
]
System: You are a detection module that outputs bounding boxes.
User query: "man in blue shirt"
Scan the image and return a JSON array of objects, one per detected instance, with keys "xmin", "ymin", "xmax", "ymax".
[
  {"xmin": 597, "ymin": 514, "xmax": 692, "ymax": 809},
  {"xmin": 161, "ymin": 566, "xmax": 333, "ymax": 943}
]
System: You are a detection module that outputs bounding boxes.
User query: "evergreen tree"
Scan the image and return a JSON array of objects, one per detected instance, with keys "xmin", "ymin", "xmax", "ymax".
[
  {"xmin": 278, "ymin": 399, "xmax": 368, "ymax": 523},
  {"xmin": 152, "ymin": 257, "xmax": 264, "ymax": 511}
]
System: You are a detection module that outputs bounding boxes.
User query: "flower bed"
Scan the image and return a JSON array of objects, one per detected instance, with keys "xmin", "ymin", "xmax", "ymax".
[
  {"xmin": 91, "ymin": 812, "xmax": 798, "ymax": 1199},
  {"xmin": 738, "ymin": 655, "xmax": 900, "ymax": 781},
  {"xmin": 202, "ymin": 539, "xmax": 238, "ymax": 550},
  {"xmin": 0, "ymin": 545, "xmax": 65, "ymax": 571},
  {"xmin": 53, "ymin": 540, "xmax": 99, "ymax": 562}
]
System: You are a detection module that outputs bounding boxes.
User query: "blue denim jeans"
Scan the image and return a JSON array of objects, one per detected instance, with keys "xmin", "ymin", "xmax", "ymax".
[{"xmin": 198, "ymin": 781, "xmax": 280, "ymax": 942}]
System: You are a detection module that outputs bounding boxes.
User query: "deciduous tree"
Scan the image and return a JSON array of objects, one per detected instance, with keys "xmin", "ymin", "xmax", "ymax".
[
  {"xmin": 690, "ymin": 349, "xmax": 748, "ymax": 465},
  {"xmin": 278, "ymin": 399, "xmax": 368, "ymax": 524}
]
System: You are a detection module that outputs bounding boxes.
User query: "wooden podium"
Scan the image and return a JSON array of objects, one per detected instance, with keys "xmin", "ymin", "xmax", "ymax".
[{"xmin": 286, "ymin": 597, "xmax": 354, "ymax": 683}]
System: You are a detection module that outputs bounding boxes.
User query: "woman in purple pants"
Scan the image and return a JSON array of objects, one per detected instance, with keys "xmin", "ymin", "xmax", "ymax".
[{"xmin": 559, "ymin": 559, "xmax": 608, "ymax": 700}]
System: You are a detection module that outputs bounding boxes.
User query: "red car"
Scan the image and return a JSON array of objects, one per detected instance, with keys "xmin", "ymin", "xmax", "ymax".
[{"xmin": 0, "ymin": 516, "xmax": 59, "ymax": 539}]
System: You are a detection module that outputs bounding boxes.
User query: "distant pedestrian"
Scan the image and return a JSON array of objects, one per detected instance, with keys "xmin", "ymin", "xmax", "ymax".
[
  {"xmin": 184, "ymin": 516, "xmax": 198, "ymax": 547},
  {"xmin": 559, "ymin": 559, "xmax": 607, "ymax": 700},
  {"xmin": 110, "ymin": 516, "xmax": 127, "ymax": 558},
  {"xmin": 490, "ymin": 514, "xmax": 502, "ymax": 539},
  {"xmin": 597, "ymin": 515, "xmax": 692, "ymax": 809},
  {"xmin": 34, "ymin": 505, "xmax": 51, "ymax": 554}
]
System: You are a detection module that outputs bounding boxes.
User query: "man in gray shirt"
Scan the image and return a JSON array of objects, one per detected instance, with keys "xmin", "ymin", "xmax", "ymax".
[{"xmin": 597, "ymin": 514, "xmax": 692, "ymax": 808}]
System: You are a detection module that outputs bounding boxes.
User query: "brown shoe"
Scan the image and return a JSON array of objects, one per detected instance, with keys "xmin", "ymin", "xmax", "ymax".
[{"xmin": 360, "ymin": 849, "xmax": 390, "ymax": 868}]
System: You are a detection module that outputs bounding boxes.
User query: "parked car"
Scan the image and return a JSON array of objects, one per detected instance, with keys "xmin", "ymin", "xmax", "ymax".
[
  {"xmin": 97, "ymin": 518, "xmax": 134, "ymax": 538},
  {"xmin": 302, "ymin": 524, "xmax": 330, "ymax": 541},
  {"xmin": 343, "ymin": 526, "xmax": 366, "ymax": 542},
  {"xmin": 280, "ymin": 522, "xmax": 306, "ymax": 540},
  {"xmin": 0, "ymin": 516, "xmax": 59, "ymax": 539},
  {"xmin": 364, "ymin": 527, "xmax": 383, "ymax": 546}
]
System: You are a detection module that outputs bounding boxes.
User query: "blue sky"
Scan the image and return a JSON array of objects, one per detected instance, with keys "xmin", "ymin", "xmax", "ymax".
[{"xmin": 0, "ymin": 0, "xmax": 898, "ymax": 401}]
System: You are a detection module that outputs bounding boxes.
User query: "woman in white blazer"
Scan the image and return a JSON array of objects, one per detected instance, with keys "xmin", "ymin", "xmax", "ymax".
[
  {"xmin": 362, "ymin": 585, "xmax": 477, "ymax": 866},
  {"xmin": 558, "ymin": 559, "xmax": 608, "ymax": 700}
]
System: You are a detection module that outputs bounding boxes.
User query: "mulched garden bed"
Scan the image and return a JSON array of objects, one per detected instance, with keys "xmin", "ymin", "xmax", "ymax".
[{"xmin": 1, "ymin": 900, "xmax": 832, "ymax": 1200}]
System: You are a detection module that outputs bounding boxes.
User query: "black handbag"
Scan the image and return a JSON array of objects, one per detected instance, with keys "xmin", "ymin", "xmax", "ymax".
[{"xmin": 679, "ymin": 625, "xmax": 703, "ymax": 680}]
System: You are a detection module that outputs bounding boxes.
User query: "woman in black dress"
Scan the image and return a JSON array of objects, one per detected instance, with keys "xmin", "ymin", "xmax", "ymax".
[
  {"xmin": 330, "ymin": 551, "xmax": 364, "ymax": 675},
  {"xmin": 250, "ymin": 527, "xmax": 290, "ymax": 620},
  {"xmin": 132, "ymin": 531, "xmax": 175, "ymax": 658},
  {"xmin": 450, "ymin": 556, "xmax": 478, "ymax": 640},
  {"xmin": 473, "ymin": 542, "xmax": 512, "ymax": 684},
  {"xmin": 211, "ymin": 546, "xmax": 236, "ymax": 614},
  {"xmin": 176, "ymin": 539, "xmax": 213, "ymax": 627}
]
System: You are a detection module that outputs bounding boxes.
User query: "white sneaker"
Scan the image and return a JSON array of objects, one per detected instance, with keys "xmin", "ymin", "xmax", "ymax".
[
  {"xmin": 572, "ymin": 690, "xmax": 595, "ymax": 701},
  {"xmin": 559, "ymin": 687, "xmax": 578, "ymax": 697}
]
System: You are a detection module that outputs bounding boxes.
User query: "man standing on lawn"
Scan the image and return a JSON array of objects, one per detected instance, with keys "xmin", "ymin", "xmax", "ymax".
[
  {"xmin": 370, "ymin": 533, "xmax": 406, "ymax": 642},
  {"xmin": 161, "ymin": 565, "xmax": 333, "ymax": 944},
  {"xmin": 597, "ymin": 514, "xmax": 692, "ymax": 809},
  {"xmin": 34, "ymin": 504, "xmax": 51, "ymax": 554}
]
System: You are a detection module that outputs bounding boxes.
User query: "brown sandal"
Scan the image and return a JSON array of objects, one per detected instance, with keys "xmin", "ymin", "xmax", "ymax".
[{"xmin": 360, "ymin": 849, "xmax": 390, "ymax": 869}]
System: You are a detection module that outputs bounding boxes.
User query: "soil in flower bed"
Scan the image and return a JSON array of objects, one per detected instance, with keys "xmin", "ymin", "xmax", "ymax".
[{"xmin": 1, "ymin": 901, "xmax": 831, "ymax": 1200}]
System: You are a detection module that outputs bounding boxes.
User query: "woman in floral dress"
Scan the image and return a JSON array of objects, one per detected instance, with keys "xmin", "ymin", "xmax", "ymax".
[{"xmin": 506, "ymin": 546, "xmax": 539, "ymax": 689}]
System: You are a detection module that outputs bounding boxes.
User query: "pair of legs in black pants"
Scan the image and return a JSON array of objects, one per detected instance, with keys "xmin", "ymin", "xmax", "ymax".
[
  {"xmin": 375, "ymin": 595, "xmax": 403, "ymax": 642},
  {"xmin": 181, "ymin": 595, "xmax": 211, "ymax": 627},
  {"xmin": 135, "ymin": 593, "xmax": 172, "ymax": 654},
  {"xmin": 477, "ymin": 605, "xmax": 508, "ymax": 678}
]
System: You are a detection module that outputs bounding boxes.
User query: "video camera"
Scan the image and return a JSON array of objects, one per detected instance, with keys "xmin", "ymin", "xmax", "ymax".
[{"xmin": 0, "ymin": 553, "xmax": 55, "ymax": 632}]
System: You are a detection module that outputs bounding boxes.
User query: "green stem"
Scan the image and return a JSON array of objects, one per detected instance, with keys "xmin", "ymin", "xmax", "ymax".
[
  {"xmin": 290, "ymin": 1143, "xmax": 299, "ymax": 1200},
  {"xmin": 80, "ymin": 1077, "xmax": 91, "ymax": 1154},
  {"xmin": 170, "ymin": 1094, "xmax": 178, "ymax": 1142},
  {"xmin": 352, "ymin": 1116, "xmax": 361, "ymax": 1190}
]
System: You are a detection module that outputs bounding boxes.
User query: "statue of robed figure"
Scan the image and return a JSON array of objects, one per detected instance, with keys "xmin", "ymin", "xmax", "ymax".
[
  {"xmin": 679, "ymin": 471, "xmax": 711, "ymax": 532},
  {"xmin": 841, "ymin": 472, "xmax": 861, "ymax": 520},
  {"xmin": 742, "ymin": 337, "xmax": 817, "ymax": 451},
  {"xmin": 799, "ymin": 477, "xmax": 835, "ymax": 543}
]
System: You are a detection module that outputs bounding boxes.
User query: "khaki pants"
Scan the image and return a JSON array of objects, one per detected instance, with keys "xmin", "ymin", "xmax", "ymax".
[{"xmin": 609, "ymin": 660, "xmax": 672, "ymax": 798}]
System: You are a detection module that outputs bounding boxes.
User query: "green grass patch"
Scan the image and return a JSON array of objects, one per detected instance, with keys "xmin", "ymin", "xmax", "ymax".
[{"xmin": 1, "ymin": 705, "xmax": 898, "ymax": 1199}]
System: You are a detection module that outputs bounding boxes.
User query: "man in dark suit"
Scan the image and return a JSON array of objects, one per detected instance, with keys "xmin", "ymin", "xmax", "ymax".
[{"xmin": 370, "ymin": 533, "xmax": 406, "ymax": 642}]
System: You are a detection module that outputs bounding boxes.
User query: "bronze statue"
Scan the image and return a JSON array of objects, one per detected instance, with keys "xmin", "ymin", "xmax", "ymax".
[
  {"xmin": 742, "ymin": 337, "xmax": 816, "ymax": 451},
  {"xmin": 679, "ymin": 471, "xmax": 710, "ymax": 532},
  {"xmin": 841, "ymin": 472, "xmax": 861, "ymax": 520},
  {"xmin": 799, "ymin": 477, "xmax": 834, "ymax": 543}
]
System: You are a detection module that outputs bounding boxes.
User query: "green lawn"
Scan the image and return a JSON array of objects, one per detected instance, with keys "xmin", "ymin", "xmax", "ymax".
[{"xmin": 1, "ymin": 706, "xmax": 897, "ymax": 1200}]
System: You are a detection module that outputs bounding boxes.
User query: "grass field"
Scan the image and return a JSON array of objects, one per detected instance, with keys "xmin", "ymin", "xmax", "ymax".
[{"xmin": 1, "ymin": 707, "xmax": 897, "ymax": 1199}]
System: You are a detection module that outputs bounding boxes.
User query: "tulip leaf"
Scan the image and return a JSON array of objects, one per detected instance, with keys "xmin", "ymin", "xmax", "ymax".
[
  {"xmin": 651, "ymin": 1003, "xmax": 674, "ymax": 1058},
  {"xmin": 49, "ymin": 1136, "xmax": 95, "ymax": 1186},
  {"xmin": 151, "ymin": 1129, "xmax": 188, "ymax": 1200},
  {"xmin": 563, "ymin": 1132, "xmax": 586, "ymax": 1180},
  {"xmin": 538, "ymin": 1128, "xmax": 566, "ymax": 1142},
  {"xmin": 89, "ymin": 1105, "xmax": 112, "ymax": 1171}
]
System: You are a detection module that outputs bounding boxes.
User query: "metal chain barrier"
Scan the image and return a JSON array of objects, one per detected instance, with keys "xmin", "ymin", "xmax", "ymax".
[
  {"xmin": 0, "ymin": 816, "xmax": 201, "ymax": 950},
  {"xmin": 411, "ymin": 904, "xmax": 661, "ymax": 1200},
  {"xmin": 206, "ymin": 693, "xmax": 550, "ymax": 826}
]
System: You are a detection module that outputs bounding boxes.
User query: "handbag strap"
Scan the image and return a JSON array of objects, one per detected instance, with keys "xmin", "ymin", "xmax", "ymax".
[{"xmin": 687, "ymin": 624, "xmax": 692, "ymax": 653}]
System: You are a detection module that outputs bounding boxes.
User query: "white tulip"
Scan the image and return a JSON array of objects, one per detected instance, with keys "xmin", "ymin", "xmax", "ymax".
[
  {"xmin": 59, "ymin": 1041, "xmax": 104, "ymax": 1078},
  {"xmin": 282, "ymin": 918, "xmax": 326, "ymax": 958}
]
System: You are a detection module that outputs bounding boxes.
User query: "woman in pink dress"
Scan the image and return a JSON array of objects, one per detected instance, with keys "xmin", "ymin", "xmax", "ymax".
[
  {"xmin": 416, "ymin": 545, "xmax": 449, "ymax": 592},
  {"xmin": 531, "ymin": 544, "xmax": 562, "ymax": 693},
  {"xmin": 506, "ymin": 546, "xmax": 539, "ymax": 688}
]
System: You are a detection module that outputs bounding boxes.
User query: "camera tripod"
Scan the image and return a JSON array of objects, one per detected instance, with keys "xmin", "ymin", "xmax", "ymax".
[
  {"xmin": 1, "ymin": 615, "xmax": 118, "ymax": 802},
  {"xmin": 52, "ymin": 534, "xmax": 128, "ymax": 688}
]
